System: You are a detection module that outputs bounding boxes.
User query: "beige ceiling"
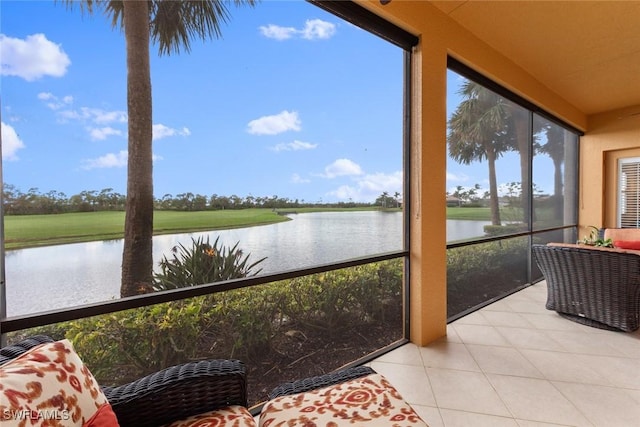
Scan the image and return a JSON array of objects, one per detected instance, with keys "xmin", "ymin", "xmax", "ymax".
[{"xmin": 429, "ymin": 1, "xmax": 640, "ymax": 116}]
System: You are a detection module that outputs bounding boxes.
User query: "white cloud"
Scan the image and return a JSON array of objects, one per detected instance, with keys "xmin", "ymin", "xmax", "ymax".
[
  {"xmin": 328, "ymin": 171, "xmax": 403, "ymax": 202},
  {"xmin": 259, "ymin": 19, "xmax": 336, "ymax": 41},
  {"xmin": 56, "ymin": 107, "xmax": 127, "ymax": 124},
  {"xmin": 153, "ymin": 124, "xmax": 191, "ymax": 141},
  {"xmin": 38, "ymin": 92, "xmax": 73, "ymax": 110},
  {"xmin": 1, "ymin": 121, "xmax": 26, "ymax": 161},
  {"xmin": 356, "ymin": 171, "xmax": 403, "ymax": 193},
  {"xmin": 259, "ymin": 24, "xmax": 297, "ymax": 40},
  {"xmin": 446, "ymin": 171, "xmax": 469, "ymax": 182},
  {"xmin": 247, "ymin": 110, "xmax": 301, "ymax": 135},
  {"xmin": 82, "ymin": 150, "xmax": 128, "ymax": 170},
  {"xmin": 82, "ymin": 151, "xmax": 163, "ymax": 170},
  {"xmin": 0, "ymin": 33, "xmax": 71, "ymax": 81},
  {"xmin": 37, "ymin": 92, "xmax": 54, "ymax": 101},
  {"xmin": 301, "ymin": 19, "xmax": 336, "ymax": 40},
  {"xmin": 91, "ymin": 109, "xmax": 127, "ymax": 124},
  {"xmin": 322, "ymin": 158, "xmax": 363, "ymax": 178},
  {"xmin": 88, "ymin": 126, "xmax": 123, "ymax": 141},
  {"xmin": 270, "ymin": 140, "xmax": 317, "ymax": 152},
  {"xmin": 291, "ymin": 173, "xmax": 310, "ymax": 184}
]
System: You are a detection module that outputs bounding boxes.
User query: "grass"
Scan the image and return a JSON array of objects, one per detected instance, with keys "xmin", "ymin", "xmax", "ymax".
[
  {"xmin": 3, "ymin": 209, "xmax": 291, "ymax": 250},
  {"xmin": 446, "ymin": 206, "xmax": 526, "ymax": 222},
  {"xmin": 446, "ymin": 206, "xmax": 493, "ymax": 220}
]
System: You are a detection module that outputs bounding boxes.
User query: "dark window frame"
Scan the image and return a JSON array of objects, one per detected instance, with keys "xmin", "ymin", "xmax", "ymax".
[
  {"xmin": 1, "ymin": 1, "xmax": 415, "ymax": 350},
  {"xmin": 445, "ymin": 58, "xmax": 580, "ymax": 321}
]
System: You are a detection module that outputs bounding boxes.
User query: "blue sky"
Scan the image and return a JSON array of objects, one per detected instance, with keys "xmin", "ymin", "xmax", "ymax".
[
  {"xmin": 1, "ymin": 0, "xmax": 555, "ymax": 205},
  {"xmin": 1, "ymin": 0, "xmax": 406, "ymax": 203}
]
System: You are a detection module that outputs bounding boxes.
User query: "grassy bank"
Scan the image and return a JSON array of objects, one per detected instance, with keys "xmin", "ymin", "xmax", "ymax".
[
  {"xmin": 3, "ymin": 207, "xmax": 393, "ymax": 250},
  {"xmin": 446, "ymin": 206, "xmax": 492, "ymax": 220},
  {"xmin": 3, "ymin": 209, "xmax": 291, "ymax": 250}
]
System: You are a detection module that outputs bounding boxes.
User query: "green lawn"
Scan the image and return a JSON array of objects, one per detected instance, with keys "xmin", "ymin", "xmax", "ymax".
[
  {"xmin": 3, "ymin": 209, "xmax": 291, "ymax": 250},
  {"xmin": 446, "ymin": 206, "xmax": 493, "ymax": 220}
]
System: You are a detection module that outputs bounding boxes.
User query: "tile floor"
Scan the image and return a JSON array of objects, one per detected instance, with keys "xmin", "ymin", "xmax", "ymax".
[{"xmin": 367, "ymin": 281, "xmax": 640, "ymax": 427}]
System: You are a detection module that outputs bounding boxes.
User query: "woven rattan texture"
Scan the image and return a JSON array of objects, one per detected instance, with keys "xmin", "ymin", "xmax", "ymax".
[
  {"xmin": 0, "ymin": 334, "xmax": 54, "ymax": 365},
  {"xmin": 1, "ymin": 336, "xmax": 248, "ymax": 427},
  {"xmin": 533, "ymin": 244, "xmax": 640, "ymax": 332},
  {"xmin": 102, "ymin": 359, "xmax": 247, "ymax": 427},
  {"xmin": 267, "ymin": 365, "xmax": 376, "ymax": 399}
]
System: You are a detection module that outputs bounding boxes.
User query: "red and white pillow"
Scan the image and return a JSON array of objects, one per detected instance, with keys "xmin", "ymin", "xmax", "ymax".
[
  {"xmin": 0, "ymin": 339, "xmax": 119, "ymax": 426},
  {"xmin": 165, "ymin": 407, "xmax": 258, "ymax": 427}
]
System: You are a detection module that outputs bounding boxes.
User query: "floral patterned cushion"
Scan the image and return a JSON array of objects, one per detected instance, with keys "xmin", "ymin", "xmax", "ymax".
[
  {"xmin": 164, "ymin": 406, "xmax": 257, "ymax": 427},
  {"xmin": 0, "ymin": 339, "xmax": 119, "ymax": 426},
  {"xmin": 258, "ymin": 373, "xmax": 429, "ymax": 426}
]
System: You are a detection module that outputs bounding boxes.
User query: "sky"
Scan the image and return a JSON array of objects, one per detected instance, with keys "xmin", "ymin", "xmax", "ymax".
[
  {"xmin": 0, "ymin": 0, "xmax": 554, "ymax": 204},
  {"xmin": 1, "ymin": 0, "xmax": 407, "ymax": 204}
]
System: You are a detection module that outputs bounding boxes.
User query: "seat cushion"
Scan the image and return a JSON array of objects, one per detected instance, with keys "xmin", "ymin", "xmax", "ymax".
[
  {"xmin": 259, "ymin": 373, "xmax": 429, "ymax": 426},
  {"xmin": 613, "ymin": 240, "xmax": 640, "ymax": 250},
  {"xmin": 164, "ymin": 406, "xmax": 257, "ymax": 427},
  {"xmin": 0, "ymin": 339, "xmax": 119, "ymax": 426}
]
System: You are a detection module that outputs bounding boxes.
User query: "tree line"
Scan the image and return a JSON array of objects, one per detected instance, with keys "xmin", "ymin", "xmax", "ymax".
[{"xmin": 1, "ymin": 184, "xmax": 384, "ymax": 215}]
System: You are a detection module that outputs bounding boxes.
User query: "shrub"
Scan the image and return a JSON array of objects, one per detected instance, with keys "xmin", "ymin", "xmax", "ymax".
[
  {"xmin": 65, "ymin": 297, "xmax": 216, "ymax": 384},
  {"xmin": 447, "ymin": 238, "xmax": 528, "ymax": 316},
  {"xmin": 152, "ymin": 236, "xmax": 266, "ymax": 291},
  {"xmin": 280, "ymin": 260, "xmax": 403, "ymax": 335},
  {"xmin": 11, "ymin": 259, "xmax": 404, "ymax": 389}
]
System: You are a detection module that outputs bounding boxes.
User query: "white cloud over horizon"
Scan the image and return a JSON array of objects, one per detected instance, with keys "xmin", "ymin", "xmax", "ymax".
[
  {"xmin": 1, "ymin": 121, "xmax": 26, "ymax": 161},
  {"xmin": 270, "ymin": 140, "xmax": 317, "ymax": 152},
  {"xmin": 247, "ymin": 110, "xmax": 301, "ymax": 135},
  {"xmin": 259, "ymin": 19, "xmax": 336, "ymax": 41},
  {"xmin": 81, "ymin": 150, "xmax": 128, "ymax": 170},
  {"xmin": 329, "ymin": 171, "xmax": 403, "ymax": 202},
  {"xmin": 291, "ymin": 173, "xmax": 310, "ymax": 184},
  {"xmin": 0, "ymin": 33, "xmax": 70, "ymax": 81},
  {"xmin": 321, "ymin": 158, "xmax": 363, "ymax": 178},
  {"xmin": 81, "ymin": 150, "xmax": 163, "ymax": 170}
]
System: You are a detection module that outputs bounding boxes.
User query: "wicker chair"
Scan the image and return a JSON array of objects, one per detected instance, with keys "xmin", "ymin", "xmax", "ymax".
[
  {"xmin": 0, "ymin": 335, "xmax": 248, "ymax": 427},
  {"xmin": 532, "ymin": 244, "xmax": 640, "ymax": 332},
  {"xmin": 267, "ymin": 365, "xmax": 375, "ymax": 399}
]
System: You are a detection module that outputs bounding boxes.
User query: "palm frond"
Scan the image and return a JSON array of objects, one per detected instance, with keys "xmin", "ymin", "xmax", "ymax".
[{"xmin": 150, "ymin": 0, "xmax": 256, "ymax": 56}]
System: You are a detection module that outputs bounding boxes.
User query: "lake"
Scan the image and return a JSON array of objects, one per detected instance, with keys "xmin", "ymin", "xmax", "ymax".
[{"xmin": 4, "ymin": 212, "xmax": 489, "ymax": 316}]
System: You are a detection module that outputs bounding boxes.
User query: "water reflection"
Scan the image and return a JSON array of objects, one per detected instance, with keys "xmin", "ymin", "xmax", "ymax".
[
  {"xmin": 6, "ymin": 211, "xmax": 403, "ymax": 316},
  {"xmin": 6, "ymin": 212, "xmax": 490, "ymax": 316}
]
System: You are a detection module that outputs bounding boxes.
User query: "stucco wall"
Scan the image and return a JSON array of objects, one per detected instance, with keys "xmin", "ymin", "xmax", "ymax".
[
  {"xmin": 357, "ymin": 0, "xmax": 592, "ymax": 345},
  {"xmin": 581, "ymin": 106, "xmax": 640, "ymax": 234}
]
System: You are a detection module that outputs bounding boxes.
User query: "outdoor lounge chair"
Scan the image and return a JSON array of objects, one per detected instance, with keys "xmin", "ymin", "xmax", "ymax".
[
  {"xmin": 0, "ymin": 335, "xmax": 251, "ymax": 427},
  {"xmin": 532, "ymin": 243, "xmax": 640, "ymax": 332},
  {"xmin": 2, "ymin": 335, "xmax": 430, "ymax": 426}
]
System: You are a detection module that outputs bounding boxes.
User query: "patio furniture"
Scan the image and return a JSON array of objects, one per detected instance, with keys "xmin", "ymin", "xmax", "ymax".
[
  {"xmin": 532, "ymin": 243, "xmax": 640, "ymax": 331},
  {"xmin": 260, "ymin": 365, "xmax": 430, "ymax": 426},
  {"xmin": 0, "ymin": 335, "xmax": 253, "ymax": 427},
  {"xmin": 2, "ymin": 336, "xmax": 429, "ymax": 426}
]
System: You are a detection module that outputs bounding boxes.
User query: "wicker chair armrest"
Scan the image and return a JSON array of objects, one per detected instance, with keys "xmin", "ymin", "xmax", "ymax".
[
  {"xmin": 0, "ymin": 335, "xmax": 55, "ymax": 366},
  {"xmin": 267, "ymin": 365, "xmax": 375, "ymax": 400},
  {"xmin": 102, "ymin": 359, "xmax": 247, "ymax": 427}
]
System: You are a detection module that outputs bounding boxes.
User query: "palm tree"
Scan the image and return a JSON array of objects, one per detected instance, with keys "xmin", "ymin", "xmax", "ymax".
[
  {"xmin": 537, "ymin": 120, "xmax": 566, "ymax": 219},
  {"xmin": 63, "ymin": 0, "xmax": 256, "ymax": 297},
  {"xmin": 447, "ymin": 81, "xmax": 511, "ymax": 225}
]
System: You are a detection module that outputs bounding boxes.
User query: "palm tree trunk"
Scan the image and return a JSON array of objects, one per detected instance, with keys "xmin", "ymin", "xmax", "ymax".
[
  {"xmin": 513, "ymin": 110, "xmax": 531, "ymax": 225},
  {"xmin": 487, "ymin": 148, "xmax": 501, "ymax": 226},
  {"xmin": 121, "ymin": 1, "xmax": 154, "ymax": 297},
  {"xmin": 553, "ymin": 156, "xmax": 563, "ymax": 218}
]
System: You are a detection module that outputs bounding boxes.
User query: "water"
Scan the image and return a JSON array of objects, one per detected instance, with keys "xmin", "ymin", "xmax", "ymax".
[{"xmin": 4, "ymin": 212, "xmax": 487, "ymax": 316}]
